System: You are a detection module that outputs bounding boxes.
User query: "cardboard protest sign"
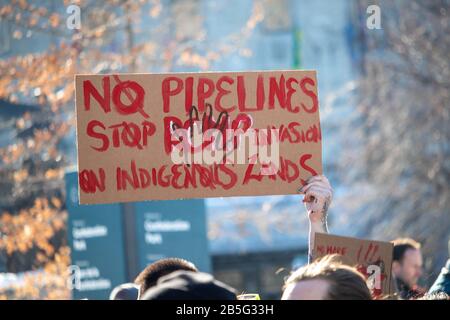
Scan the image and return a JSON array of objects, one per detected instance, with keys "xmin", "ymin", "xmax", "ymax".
[
  {"xmin": 313, "ymin": 233, "xmax": 394, "ymax": 296},
  {"xmin": 75, "ymin": 70, "xmax": 322, "ymax": 204}
]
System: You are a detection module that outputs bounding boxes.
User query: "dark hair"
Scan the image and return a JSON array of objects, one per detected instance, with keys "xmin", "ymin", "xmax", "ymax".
[
  {"xmin": 135, "ymin": 258, "xmax": 198, "ymax": 298},
  {"xmin": 284, "ymin": 254, "xmax": 372, "ymax": 300},
  {"xmin": 392, "ymin": 238, "xmax": 421, "ymax": 263},
  {"xmin": 141, "ymin": 270, "xmax": 237, "ymax": 300}
]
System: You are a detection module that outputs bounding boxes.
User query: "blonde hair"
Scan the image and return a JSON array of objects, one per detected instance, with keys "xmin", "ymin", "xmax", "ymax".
[
  {"xmin": 391, "ymin": 238, "xmax": 421, "ymax": 249},
  {"xmin": 284, "ymin": 254, "xmax": 372, "ymax": 300}
]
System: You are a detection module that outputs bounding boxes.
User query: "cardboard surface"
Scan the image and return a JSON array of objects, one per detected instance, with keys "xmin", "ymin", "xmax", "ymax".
[
  {"xmin": 75, "ymin": 70, "xmax": 322, "ymax": 204},
  {"xmin": 314, "ymin": 233, "xmax": 394, "ymax": 296}
]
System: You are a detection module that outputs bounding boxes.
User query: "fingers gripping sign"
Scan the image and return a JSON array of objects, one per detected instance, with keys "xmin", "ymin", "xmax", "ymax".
[
  {"xmin": 298, "ymin": 175, "xmax": 332, "ymax": 225},
  {"xmin": 298, "ymin": 175, "xmax": 333, "ymax": 263}
]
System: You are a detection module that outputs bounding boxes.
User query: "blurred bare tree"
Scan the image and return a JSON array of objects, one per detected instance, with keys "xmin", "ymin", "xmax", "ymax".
[
  {"xmin": 0, "ymin": 0, "xmax": 263, "ymax": 299},
  {"xmin": 341, "ymin": 0, "xmax": 449, "ymax": 285}
]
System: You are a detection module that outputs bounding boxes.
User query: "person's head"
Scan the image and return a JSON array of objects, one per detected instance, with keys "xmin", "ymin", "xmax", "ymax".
[
  {"xmin": 391, "ymin": 238, "xmax": 422, "ymax": 287},
  {"xmin": 282, "ymin": 254, "xmax": 372, "ymax": 300},
  {"xmin": 109, "ymin": 283, "xmax": 139, "ymax": 300},
  {"xmin": 135, "ymin": 257, "xmax": 198, "ymax": 298},
  {"xmin": 141, "ymin": 270, "xmax": 237, "ymax": 300}
]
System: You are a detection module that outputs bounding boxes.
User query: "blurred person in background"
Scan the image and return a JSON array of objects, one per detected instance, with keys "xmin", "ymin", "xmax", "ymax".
[
  {"xmin": 391, "ymin": 238, "xmax": 425, "ymax": 299},
  {"xmin": 134, "ymin": 257, "xmax": 198, "ymax": 299}
]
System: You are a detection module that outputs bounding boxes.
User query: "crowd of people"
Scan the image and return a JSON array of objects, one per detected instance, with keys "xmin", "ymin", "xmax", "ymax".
[{"xmin": 107, "ymin": 175, "xmax": 449, "ymax": 300}]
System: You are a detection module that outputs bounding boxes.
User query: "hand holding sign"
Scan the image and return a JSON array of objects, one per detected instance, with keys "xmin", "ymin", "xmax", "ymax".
[
  {"xmin": 298, "ymin": 175, "xmax": 332, "ymax": 225},
  {"xmin": 299, "ymin": 174, "xmax": 333, "ymax": 263}
]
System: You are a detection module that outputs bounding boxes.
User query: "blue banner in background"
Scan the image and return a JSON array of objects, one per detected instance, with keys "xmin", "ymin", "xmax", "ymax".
[
  {"xmin": 66, "ymin": 172, "xmax": 127, "ymax": 300},
  {"xmin": 65, "ymin": 171, "xmax": 211, "ymax": 300},
  {"xmin": 134, "ymin": 200, "xmax": 211, "ymax": 273}
]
